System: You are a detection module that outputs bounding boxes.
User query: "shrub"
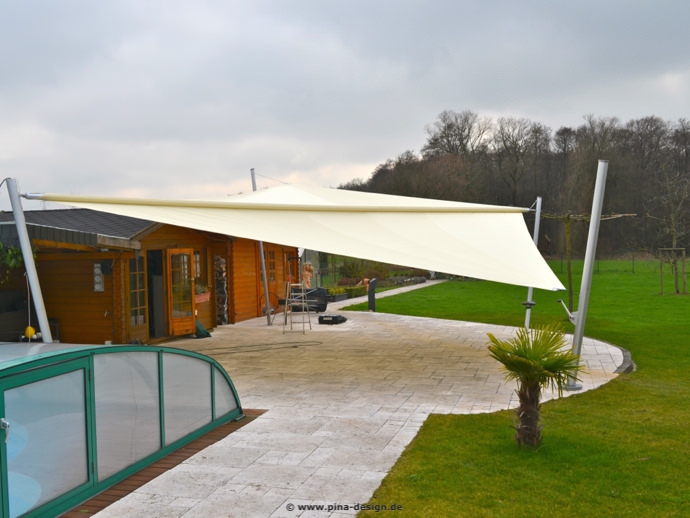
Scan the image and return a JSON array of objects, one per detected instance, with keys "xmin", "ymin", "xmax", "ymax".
[
  {"xmin": 364, "ymin": 269, "xmax": 386, "ymax": 281},
  {"xmin": 339, "ymin": 259, "xmax": 365, "ymax": 279},
  {"xmin": 344, "ymin": 286, "xmax": 367, "ymax": 298}
]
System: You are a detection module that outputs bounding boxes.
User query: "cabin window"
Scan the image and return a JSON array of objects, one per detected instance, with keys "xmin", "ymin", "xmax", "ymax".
[
  {"xmin": 194, "ymin": 249, "xmax": 208, "ymax": 290},
  {"xmin": 264, "ymin": 250, "xmax": 276, "ymax": 281},
  {"xmin": 94, "ymin": 263, "xmax": 104, "ymax": 292},
  {"xmin": 129, "ymin": 256, "xmax": 146, "ymax": 326},
  {"xmin": 194, "ymin": 251, "xmax": 201, "ymax": 280}
]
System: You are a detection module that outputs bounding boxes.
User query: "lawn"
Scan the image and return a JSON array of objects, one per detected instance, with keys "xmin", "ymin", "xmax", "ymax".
[{"xmin": 349, "ymin": 260, "xmax": 690, "ymax": 517}]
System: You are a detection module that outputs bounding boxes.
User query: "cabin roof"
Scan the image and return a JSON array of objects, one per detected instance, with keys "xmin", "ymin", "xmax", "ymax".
[
  {"xmin": 0, "ymin": 208, "xmax": 154, "ymax": 238},
  {"xmin": 0, "ymin": 209, "xmax": 156, "ymax": 250}
]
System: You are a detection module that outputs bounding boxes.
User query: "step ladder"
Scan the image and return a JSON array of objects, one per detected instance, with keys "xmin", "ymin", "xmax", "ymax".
[{"xmin": 282, "ymin": 282, "xmax": 312, "ymax": 334}]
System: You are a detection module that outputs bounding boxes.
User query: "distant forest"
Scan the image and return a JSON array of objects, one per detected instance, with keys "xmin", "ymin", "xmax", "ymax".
[{"xmin": 340, "ymin": 110, "xmax": 690, "ymax": 259}]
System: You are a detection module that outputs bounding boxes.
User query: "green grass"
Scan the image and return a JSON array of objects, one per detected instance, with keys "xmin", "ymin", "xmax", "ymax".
[{"xmin": 353, "ymin": 261, "xmax": 690, "ymax": 517}]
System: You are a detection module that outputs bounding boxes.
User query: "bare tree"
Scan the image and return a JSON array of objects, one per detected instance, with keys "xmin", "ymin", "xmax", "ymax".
[
  {"xmin": 418, "ymin": 153, "xmax": 472, "ymax": 201},
  {"xmin": 553, "ymin": 126, "xmax": 576, "ymax": 174},
  {"xmin": 341, "ymin": 110, "xmax": 690, "ymax": 259},
  {"xmin": 526, "ymin": 122, "xmax": 552, "ymax": 197},
  {"xmin": 672, "ymin": 118, "xmax": 690, "ymax": 175},
  {"xmin": 422, "ymin": 109, "xmax": 492, "ymax": 158},
  {"xmin": 654, "ymin": 164, "xmax": 689, "ymax": 249},
  {"xmin": 578, "ymin": 114, "xmax": 622, "ymax": 155},
  {"xmin": 649, "ymin": 119, "xmax": 690, "ymax": 249},
  {"xmin": 353, "ymin": 150, "xmax": 471, "ymax": 201},
  {"xmin": 624, "ymin": 116, "xmax": 670, "ymax": 171},
  {"xmin": 339, "ymin": 177, "xmax": 367, "ymax": 192},
  {"xmin": 562, "ymin": 116, "xmax": 623, "ymax": 213},
  {"xmin": 491, "ymin": 117, "xmax": 532, "ymax": 205}
]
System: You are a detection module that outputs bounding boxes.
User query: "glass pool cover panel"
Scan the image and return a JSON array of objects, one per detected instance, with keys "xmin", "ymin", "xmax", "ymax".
[
  {"xmin": 5, "ymin": 369, "xmax": 88, "ymax": 517},
  {"xmin": 0, "ymin": 344, "xmax": 242, "ymax": 517},
  {"xmin": 214, "ymin": 366, "xmax": 239, "ymax": 417},
  {"xmin": 94, "ymin": 352, "xmax": 161, "ymax": 481},
  {"xmin": 163, "ymin": 353, "xmax": 212, "ymax": 445}
]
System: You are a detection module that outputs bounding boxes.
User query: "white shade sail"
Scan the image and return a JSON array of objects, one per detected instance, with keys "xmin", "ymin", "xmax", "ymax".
[{"xmin": 30, "ymin": 185, "xmax": 564, "ymax": 291}]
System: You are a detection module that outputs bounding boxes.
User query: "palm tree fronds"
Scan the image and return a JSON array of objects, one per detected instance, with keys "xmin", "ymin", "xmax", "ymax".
[{"xmin": 486, "ymin": 323, "xmax": 584, "ymax": 446}]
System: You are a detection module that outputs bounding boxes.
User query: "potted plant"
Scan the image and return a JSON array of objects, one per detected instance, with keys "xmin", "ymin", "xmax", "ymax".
[
  {"xmin": 194, "ymin": 282, "xmax": 211, "ymax": 304},
  {"xmin": 0, "ymin": 243, "xmax": 27, "ymax": 284},
  {"xmin": 327, "ymin": 287, "xmax": 348, "ymax": 302}
]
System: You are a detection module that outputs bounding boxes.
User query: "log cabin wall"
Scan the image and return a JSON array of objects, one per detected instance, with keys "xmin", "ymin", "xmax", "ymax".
[
  {"xmin": 229, "ymin": 238, "xmax": 260, "ymax": 323},
  {"xmin": 0, "ymin": 266, "xmax": 37, "ymax": 342},
  {"xmin": 36, "ymin": 252, "xmax": 127, "ymax": 345},
  {"xmin": 228, "ymin": 240, "xmax": 301, "ymax": 323},
  {"xmin": 139, "ymin": 225, "xmax": 220, "ymax": 335},
  {"xmin": 1, "ymin": 219, "xmax": 298, "ymax": 344}
]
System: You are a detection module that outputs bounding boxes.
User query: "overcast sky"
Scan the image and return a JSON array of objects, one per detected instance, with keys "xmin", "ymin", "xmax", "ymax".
[{"xmin": 1, "ymin": 0, "xmax": 689, "ymax": 210}]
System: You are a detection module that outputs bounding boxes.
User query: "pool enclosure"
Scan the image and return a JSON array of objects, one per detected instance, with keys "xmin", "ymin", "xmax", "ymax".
[{"xmin": 0, "ymin": 342, "xmax": 243, "ymax": 518}]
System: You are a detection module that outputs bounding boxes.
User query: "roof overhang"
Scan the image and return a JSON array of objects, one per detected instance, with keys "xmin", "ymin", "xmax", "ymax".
[{"xmin": 0, "ymin": 222, "xmax": 141, "ymax": 251}]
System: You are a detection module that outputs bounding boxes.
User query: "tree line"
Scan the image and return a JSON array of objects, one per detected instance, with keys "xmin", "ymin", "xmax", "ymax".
[{"xmin": 340, "ymin": 110, "xmax": 690, "ymax": 258}]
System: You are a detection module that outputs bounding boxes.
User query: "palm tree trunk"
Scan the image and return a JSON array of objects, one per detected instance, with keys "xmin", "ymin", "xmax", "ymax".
[{"xmin": 516, "ymin": 382, "xmax": 542, "ymax": 447}]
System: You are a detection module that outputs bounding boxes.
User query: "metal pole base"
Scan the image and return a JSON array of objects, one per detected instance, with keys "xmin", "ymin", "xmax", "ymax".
[{"xmin": 565, "ymin": 381, "xmax": 583, "ymax": 391}]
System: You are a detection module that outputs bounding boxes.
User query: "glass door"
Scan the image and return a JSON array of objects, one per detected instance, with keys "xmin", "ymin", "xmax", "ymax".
[{"xmin": 167, "ymin": 248, "xmax": 196, "ymax": 336}]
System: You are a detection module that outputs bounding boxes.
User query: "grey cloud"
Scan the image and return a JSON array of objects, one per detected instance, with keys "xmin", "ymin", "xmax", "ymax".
[{"xmin": 1, "ymin": 0, "xmax": 689, "ymax": 207}]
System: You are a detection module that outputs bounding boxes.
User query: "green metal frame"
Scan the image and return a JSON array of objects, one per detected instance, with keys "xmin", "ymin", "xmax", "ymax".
[
  {"xmin": 0, "ymin": 345, "xmax": 244, "ymax": 518},
  {"xmin": 0, "ymin": 357, "xmax": 93, "ymax": 518}
]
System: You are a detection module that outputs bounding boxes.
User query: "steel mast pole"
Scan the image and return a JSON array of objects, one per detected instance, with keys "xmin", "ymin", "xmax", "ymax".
[
  {"xmin": 568, "ymin": 160, "xmax": 608, "ymax": 389},
  {"xmin": 524, "ymin": 196, "xmax": 542, "ymax": 329},
  {"xmin": 251, "ymin": 169, "xmax": 273, "ymax": 325},
  {"xmin": 6, "ymin": 178, "xmax": 53, "ymax": 342}
]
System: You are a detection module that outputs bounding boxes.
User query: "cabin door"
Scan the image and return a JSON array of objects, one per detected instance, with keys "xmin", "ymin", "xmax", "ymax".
[{"xmin": 166, "ymin": 248, "xmax": 196, "ymax": 336}]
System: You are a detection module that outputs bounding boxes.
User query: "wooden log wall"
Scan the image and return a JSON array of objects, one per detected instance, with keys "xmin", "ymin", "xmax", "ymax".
[
  {"xmin": 229, "ymin": 239, "xmax": 260, "ymax": 322},
  {"xmin": 37, "ymin": 252, "xmax": 125, "ymax": 345}
]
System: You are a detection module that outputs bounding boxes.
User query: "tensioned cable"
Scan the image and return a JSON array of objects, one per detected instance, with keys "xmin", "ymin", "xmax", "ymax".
[{"xmin": 253, "ymin": 172, "xmax": 290, "ymax": 185}]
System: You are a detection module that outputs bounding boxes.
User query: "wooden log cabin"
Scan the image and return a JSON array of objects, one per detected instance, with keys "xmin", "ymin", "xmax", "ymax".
[{"xmin": 0, "ymin": 209, "xmax": 299, "ymax": 344}]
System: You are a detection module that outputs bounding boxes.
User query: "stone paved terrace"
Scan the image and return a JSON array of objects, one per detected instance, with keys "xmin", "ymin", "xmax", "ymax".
[{"xmin": 93, "ymin": 281, "xmax": 629, "ymax": 517}]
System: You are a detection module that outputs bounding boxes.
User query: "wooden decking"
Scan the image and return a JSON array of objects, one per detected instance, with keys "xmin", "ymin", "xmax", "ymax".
[{"xmin": 61, "ymin": 409, "xmax": 265, "ymax": 517}]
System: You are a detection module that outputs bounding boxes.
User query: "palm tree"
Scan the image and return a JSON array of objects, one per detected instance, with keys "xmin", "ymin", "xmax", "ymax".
[{"xmin": 487, "ymin": 323, "xmax": 582, "ymax": 447}]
